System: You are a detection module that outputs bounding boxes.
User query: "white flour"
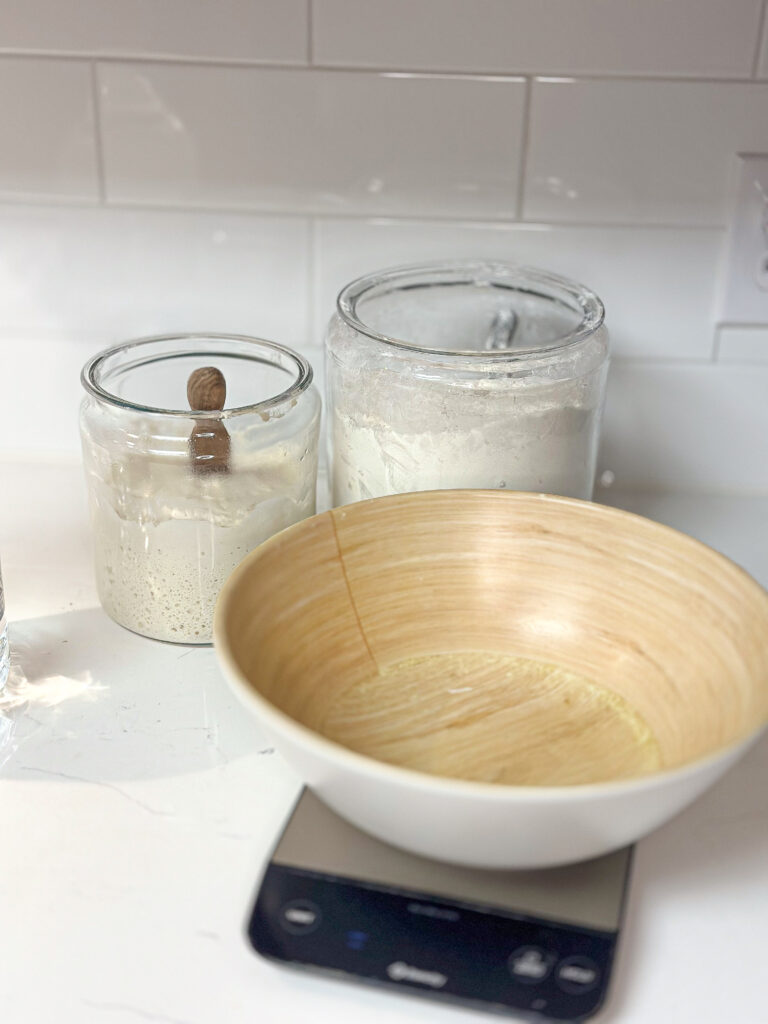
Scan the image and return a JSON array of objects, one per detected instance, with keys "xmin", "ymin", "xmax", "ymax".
[
  {"xmin": 331, "ymin": 381, "xmax": 601, "ymax": 505},
  {"xmin": 326, "ymin": 303, "xmax": 608, "ymax": 507}
]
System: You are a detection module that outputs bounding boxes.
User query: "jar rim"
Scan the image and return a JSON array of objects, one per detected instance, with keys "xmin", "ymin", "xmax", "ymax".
[
  {"xmin": 81, "ymin": 333, "xmax": 314, "ymax": 418},
  {"xmin": 336, "ymin": 260, "xmax": 605, "ymax": 360}
]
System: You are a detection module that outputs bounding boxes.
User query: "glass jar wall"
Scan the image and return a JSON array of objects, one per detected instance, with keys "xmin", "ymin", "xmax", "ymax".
[
  {"xmin": 80, "ymin": 334, "xmax": 320, "ymax": 643},
  {"xmin": 325, "ymin": 263, "xmax": 609, "ymax": 506}
]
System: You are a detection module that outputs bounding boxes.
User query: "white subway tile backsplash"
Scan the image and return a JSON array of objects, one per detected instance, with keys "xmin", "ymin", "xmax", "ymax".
[
  {"xmin": 757, "ymin": 10, "xmax": 768, "ymax": 77},
  {"xmin": 0, "ymin": 58, "xmax": 98, "ymax": 203},
  {"xmin": 304, "ymin": 345, "xmax": 326, "ymax": 404},
  {"xmin": 525, "ymin": 79, "xmax": 768, "ymax": 226},
  {"xmin": 314, "ymin": 219, "xmax": 722, "ymax": 359},
  {"xmin": 4, "ymin": 337, "xmax": 96, "ymax": 454},
  {"xmin": 3, "ymin": 345, "xmax": 327, "ymax": 459},
  {"xmin": 599, "ymin": 362, "xmax": 768, "ymax": 492},
  {"xmin": 313, "ymin": 0, "xmax": 763, "ymax": 78},
  {"xmin": 0, "ymin": 0, "xmax": 764, "ymax": 490},
  {"xmin": 717, "ymin": 325, "xmax": 768, "ymax": 362},
  {"xmin": 0, "ymin": 0, "xmax": 308, "ymax": 64},
  {"xmin": 97, "ymin": 63, "xmax": 525, "ymax": 218},
  {"xmin": 2, "ymin": 338, "xmax": 327, "ymax": 458},
  {"xmin": 0, "ymin": 205, "xmax": 310, "ymax": 347}
]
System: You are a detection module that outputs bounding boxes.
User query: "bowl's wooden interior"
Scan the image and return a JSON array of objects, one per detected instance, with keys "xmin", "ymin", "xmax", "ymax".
[{"xmin": 220, "ymin": 491, "xmax": 768, "ymax": 784}]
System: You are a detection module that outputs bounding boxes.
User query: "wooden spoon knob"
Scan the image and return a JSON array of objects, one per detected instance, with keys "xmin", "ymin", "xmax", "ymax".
[{"xmin": 187, "ymin": 366, "xmax": 226, "ymax": 412}]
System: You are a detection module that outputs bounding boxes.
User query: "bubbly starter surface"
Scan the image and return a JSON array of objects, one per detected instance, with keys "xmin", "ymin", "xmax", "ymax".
[{"xmin": 84, "ymin": 433, "xmax": 315, "ymax": 643}]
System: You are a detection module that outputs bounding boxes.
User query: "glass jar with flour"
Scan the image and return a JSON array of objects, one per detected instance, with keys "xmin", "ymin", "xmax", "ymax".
[
  {"xmin": 80, "ymin": 334, "xmax": 320, "ymax": 643},
  {"xmin": 326, "ymin": 262, "xmax": 609, "ymax": 506}
]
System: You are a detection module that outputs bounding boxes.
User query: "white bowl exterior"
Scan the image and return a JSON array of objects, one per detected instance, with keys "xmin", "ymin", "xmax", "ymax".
[
  {"xmin": 263, "ymin": 718, "xmax": 748, "ymax": 869},
  {"xmin": 218, "ymin": 654, "xmax": 756, "ymax": 868}
]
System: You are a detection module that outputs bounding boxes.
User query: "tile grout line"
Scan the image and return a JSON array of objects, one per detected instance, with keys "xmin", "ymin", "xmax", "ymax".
[
  {"xmin": 751, "ymin": 0, "xmax": 768, "ymax": 77},
  {"xmin": 515, "ymin": 77, "xmax": 533, "ymax": 220},
  {"xmin": 306, "ymin": 218, "xmax": 317, "ymax": 349},
  {"xmin": 306, "ymin": 0, "xmax": 313, "ymax": 66},
  {"xmin": 89, "ymin": 61, "xmax": 107, "ymax": 204},
  {"xmin": 0, "ymin": 327, "xmax": 730, "ymax": 369},
  {"xmin": 0, "ymin": 50, "xmax": 767, "ymax": 84},
  {"xmin": 712, "ymin": 325, "xmax": 724, "ymax": 362},
  {"xmin": 0, "ymin": 334, "xmax": 718, "ymax": 363},
  {"xmin": 0, "ymin": 195, "xmax": 731, "ymax": 232},
  {"xmin": 610, "ymin": 356, "xmax": 720, "ymax": 367}
]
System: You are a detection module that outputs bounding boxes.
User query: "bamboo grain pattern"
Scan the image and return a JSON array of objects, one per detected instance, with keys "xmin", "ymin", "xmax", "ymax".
[{"xmin": 220, "ymin": 491, "xmax": 768, "ymax": 786}]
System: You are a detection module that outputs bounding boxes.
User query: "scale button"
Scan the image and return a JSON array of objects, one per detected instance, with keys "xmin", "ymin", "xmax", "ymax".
[
  {"xmin": 279, "ymin": 899, "xmax": 322, "ymax": 934},
  {"xmin": 508, "ymin": 946, "xmax": 555, "ymax": 983},
  {"xmin": 555, "ymin": 956, "xmax": 600, "ymax": 994}
]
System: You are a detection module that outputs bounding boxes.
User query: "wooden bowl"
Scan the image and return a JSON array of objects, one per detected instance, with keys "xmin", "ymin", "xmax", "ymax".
[{"xmin": 214, "ymin": 491, "xmax": 768, "ymax": 868}]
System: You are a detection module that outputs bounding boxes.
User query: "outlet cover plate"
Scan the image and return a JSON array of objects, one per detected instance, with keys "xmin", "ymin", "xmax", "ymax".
[{"xmin": 720, "ymin": 155, "xmax": 768, "ymax": 324}]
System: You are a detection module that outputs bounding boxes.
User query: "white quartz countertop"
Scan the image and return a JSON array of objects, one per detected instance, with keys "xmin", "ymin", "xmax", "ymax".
[{"xmin": 1, "ymin": 459, "xmax": 767, "ymax": 1024}]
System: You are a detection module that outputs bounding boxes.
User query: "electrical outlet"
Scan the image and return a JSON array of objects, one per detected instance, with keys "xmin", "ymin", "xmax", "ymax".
[
  {"xmin": 720, "ymin": 155, "xmax": 768, "ymax": 323},
  {"xmin": 756, "ymin": 249, "xmax": 768, "ymax": 292}
]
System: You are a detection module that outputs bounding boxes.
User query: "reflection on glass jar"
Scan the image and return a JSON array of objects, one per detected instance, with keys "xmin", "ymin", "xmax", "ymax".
[
  {"xmin": 0, "ymin": 558, "xmax": 8, "ymax": 691},
  {"xmin": 80, "ymin": 334, "xmax": 320, "ymax": 644},
  {"xmin": 325, "ymin": 263, "xmax": 609, "ymax": 506}
]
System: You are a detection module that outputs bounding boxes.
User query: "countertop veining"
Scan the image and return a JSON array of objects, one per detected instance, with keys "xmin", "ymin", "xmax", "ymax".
[{"xmin": 1, "ymin": 459, "xmax": 767, "ymax": 1024}]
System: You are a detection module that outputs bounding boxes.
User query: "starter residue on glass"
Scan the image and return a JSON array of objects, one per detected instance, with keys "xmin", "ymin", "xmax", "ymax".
[
  {"xmin": 314, "ymin": 652, "xmax": 662, "ymax": 786},
  {"xmin": 82, "ymin": 424, "xmax": 316, "ymax": 643}
]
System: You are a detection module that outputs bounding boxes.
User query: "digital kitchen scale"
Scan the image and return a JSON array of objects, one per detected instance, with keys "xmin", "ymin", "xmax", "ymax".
[{"xmin": 248, "ymin": 789, "xmax": 632, "ymax": 1021}]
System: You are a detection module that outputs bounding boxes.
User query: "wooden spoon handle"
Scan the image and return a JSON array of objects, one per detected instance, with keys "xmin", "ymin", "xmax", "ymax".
[{"xmin": 188, "ymin": 366, "xmax": 230, "ymax": 475}]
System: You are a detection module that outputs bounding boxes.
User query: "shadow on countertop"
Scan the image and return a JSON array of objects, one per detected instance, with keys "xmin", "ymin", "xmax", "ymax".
[{"xmin": 0, "ymin": 606, "xmax": 270, "ymax": 782}]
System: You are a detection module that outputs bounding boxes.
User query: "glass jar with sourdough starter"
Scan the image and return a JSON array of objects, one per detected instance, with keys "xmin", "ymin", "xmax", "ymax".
[
  {"xmin": 325, "ymin": 262, "xmax": 609, "ymax": 506},
  {"xmin": 80, "ymin": 334, "xmax": 320, "ymax": 643}
]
